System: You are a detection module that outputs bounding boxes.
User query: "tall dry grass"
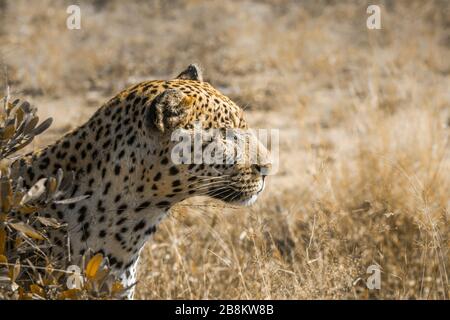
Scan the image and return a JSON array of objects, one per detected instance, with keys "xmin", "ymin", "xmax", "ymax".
[{"xmin": 0, "ymin": 0, "xmax": 448, "ymax": 299}]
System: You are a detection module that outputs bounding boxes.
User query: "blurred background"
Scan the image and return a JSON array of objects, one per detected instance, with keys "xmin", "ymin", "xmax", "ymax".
[{"xmin": 0, "ymin": 0, "xmax": 449, "ymax": 299}]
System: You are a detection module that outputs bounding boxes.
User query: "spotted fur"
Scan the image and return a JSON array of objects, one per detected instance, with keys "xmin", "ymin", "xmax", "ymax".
[{"xmin": 10, "ymin": 65, "xmax": 271, "ymax": 298}]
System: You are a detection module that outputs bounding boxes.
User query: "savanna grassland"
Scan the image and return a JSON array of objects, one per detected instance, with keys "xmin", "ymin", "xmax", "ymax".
[{"xmin": 0, "ymin": 0, "xmax": 448, "ymax": 299}]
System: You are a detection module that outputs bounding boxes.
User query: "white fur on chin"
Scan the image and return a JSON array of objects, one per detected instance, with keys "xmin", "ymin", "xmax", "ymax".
[
  {"xmin": 232, "ymin": 179, "xmax": 265, "ymax": 207},
  {"xmin": 234, "ymin": 194, "xmax": 259, "ymax": 206}
]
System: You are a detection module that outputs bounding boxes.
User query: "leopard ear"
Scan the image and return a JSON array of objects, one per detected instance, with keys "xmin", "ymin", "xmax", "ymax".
[
  {"xmin": 175, "ymin": 64, "xmax": 203, "ymax": 81},
  {"xmin": 145, "ymin": 89, "xmax": 193, "ymax": 133}
]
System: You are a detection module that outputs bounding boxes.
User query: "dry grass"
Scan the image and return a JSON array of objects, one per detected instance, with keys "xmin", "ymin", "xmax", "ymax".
[{"xmin": 0, "ymin": 0, "xmax": 449, "ymax": 299}]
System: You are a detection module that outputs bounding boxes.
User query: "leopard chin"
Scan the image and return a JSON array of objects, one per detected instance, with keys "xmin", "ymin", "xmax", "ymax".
[
  {"xmin": 209, "ymin": 179, "xmax": 265, "ymax": 206},
  {"xmin": 233, "ymin": 194, "xmax": 259, "ymax": 206}
]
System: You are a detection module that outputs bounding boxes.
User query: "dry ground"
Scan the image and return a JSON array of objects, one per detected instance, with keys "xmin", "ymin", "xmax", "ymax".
[{"xmin": 0, "ymin": 0, "xmax": 449, "ymax": 299}]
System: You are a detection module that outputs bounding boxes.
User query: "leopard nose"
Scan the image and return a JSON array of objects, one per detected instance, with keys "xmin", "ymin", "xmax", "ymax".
[{"xmin": 252, "ymin": 163, "xmax": 271, "ymax": 177}]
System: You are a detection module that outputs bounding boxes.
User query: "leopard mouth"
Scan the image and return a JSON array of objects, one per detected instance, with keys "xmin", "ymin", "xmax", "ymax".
[
  {"xmin": 208, "ymin": 180, "xmax": 265, "ymax": 206},
  {"xmin": 233, "ymin": 194, "xmax": 259, "ymax": 206}
]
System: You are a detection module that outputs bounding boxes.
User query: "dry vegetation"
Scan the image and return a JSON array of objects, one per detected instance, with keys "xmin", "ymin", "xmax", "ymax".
[
  {"xmin": 0, "ymin": 0, "xmax": 449, "ymax": 299},
  {"xmin": 0, "ymin": 96, "xmax": 128, "ymax": 299}
]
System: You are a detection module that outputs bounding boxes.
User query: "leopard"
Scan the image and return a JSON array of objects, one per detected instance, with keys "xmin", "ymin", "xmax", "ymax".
[{"xmin": 10, "ymin": 64, "xmax": 271, "ymax": 299}]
